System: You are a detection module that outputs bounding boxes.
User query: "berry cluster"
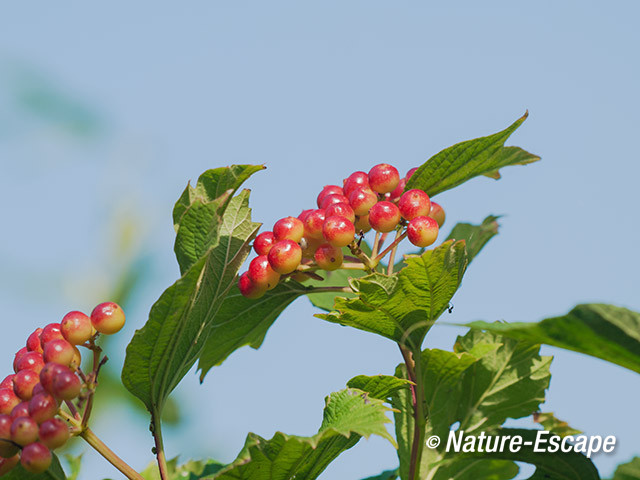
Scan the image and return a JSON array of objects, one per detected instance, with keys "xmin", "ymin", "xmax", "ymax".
[
  {"xmin": 239, "ymin": 164, "xmax": 446, "ymax": 299},
  {"xmin": 0, "ymin": 302, "xmax": 125, "ymax": 475}
]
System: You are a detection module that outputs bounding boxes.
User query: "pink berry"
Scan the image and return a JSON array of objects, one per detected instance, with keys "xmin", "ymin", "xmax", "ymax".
[
  {"xmin": 61, "ymin": 311, "xmax": 93, "ymax": 345},
  {"xmin": 26, "ymin": 329, "xmax": 44, "ymax": 353},
  {"xmin": 248, "ymin": 255, "xmax": 281, "ymax": 290},
  {"xmin": 267, "ymin": 240, "xmax": 302, "ymax": 274},
  {"xmin": 398, "ymin": 189, "xmax": 431, "ymax": 220},
  {"xmin": 0, "ymin": 376, "xmax": 14, "ymax": 391},
  {"xmin": 12, "ymin": 348, "xmax": 28, "ymax": 373},
  {"xmin": 0, "ymin": 389, "xmax": 20, "ymax": 416},
  {"xmin": 320, "ymin": 193, "xmax": 350, "ymax": 211},
  {"xmin": 39, "ymin": 363, "xmax": 66, "ymax": 395},
  {"xmin": 39, "ymin": 323, "xmax": 64, "ymax": 348},
  {"xmin": 91, "ymin": 302, "xmax": 126, "ymax": 335},
  {"xmin": 10, "ymin": 416, "xmax": 39, "ymax": 446},
  {"xmin": 273, "ymin": 217, "xmax": 304, "ymax": 243},
  {"xmin": 238, "ymin": 272, "xmax": 267, "ymax": 299},
  {"xmin": 15, "ymin": 352, "xmax": 45, "ymax": 375},
  {"xmin": 348, "ymin": 187, "xmax": 378, "ymax": 216},
  {"xmin": 51, "ymin": 369, "xmax": 81, "ymax": 401},
  {"xmin": 343, "ymin": 171, "xmax": 370, "ymax": 197},
  {"xmin": 20, "ymin": 442, "xmax": 52, "ymax": 473},
  {"xmin": 303, "ymin": 209, "xmax": 326, "ymax": 240},
  {"xmin": 0, "ymin": 414, "xmax": 20, "ymax": 459},
  {"xmin": 28, "ymin": 392, "xmax": 58, "ymax": 424},
  {"xmin": 39, "ymin": 418, "xmax": 70, "ymax": 449},
  {"xmin": 314, "ymin": 244, "xmax": 344, "ymax": 271},
  {"xmin": 316, "ymin": 185, "xmax": 344, "ymax": 208},
  {"xmin": 388, "ymin": 178, "xmax": 407, "ymax": 201},
  {"xmin": 43, "ymin": 339, "xmax": 75, "ymax": 367},
  {"xmin": 10, "ymin": 402, "xmax": 29, "ymax": 420},
  {"xmin": 368, "ymin": 163, "xmax": 400, "ymax": 194},
  {"xmin": 322, "ymin": 216, "xmax": 356, "ymax": 247},
  {"xmin": 407, "ymin": 216, "xmax": 439, "ymax": 247},
  {"xmin": 354, "ymin": 215, "xmax": 372, "ymax": 233},
  {"xmin": 12, "ymin": 370, "xmax": 39, "ymax": 401},
  {"xmin": 0, "ymin": 454, "xmax": 20, "ymax": 475},
  {"xmin": 253, "ymin": 231, "xmax": 276, "ymax": 256},
  {"xmin": 428, "ymin": 201, "xmax": 446, "ymax": 227},
  {"xmin": 325, "ymin": 202, "xmax": 356, "ymax": 224},
  {"xmin": 369, "ymin": 201, "xmax": 401, "ymax": 233}
]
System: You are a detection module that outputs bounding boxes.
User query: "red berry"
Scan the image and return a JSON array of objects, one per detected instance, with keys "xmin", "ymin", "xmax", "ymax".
[
  {"xmin": 248, "ymin": 255, "xmax": 280, "ymax": 290},
  {"xmin": 51, "ymin": 369, "xmax": 82, "ymax": 401},
  {"xmin": 10, "ymin": 402, "xmax": 29, "ymax": 420},
  {"xmin": 407, "ymin": 216, "xmax": 439, "ymax": 247},
  {"xmin": 39, "ymin": 418, "xmax": 69, "ymax": 449},
  {"xmin": 0, "ymin": 389, "xmax": 20, "ymax": 416},
  {"xmin": 354, "ymin": 215, "xmax": 372, "ymax": 233},
  {"xmin": 322, "ymin": 216, "xmax": 356, "ymax": 247},
  {"xmin": 26, "ymin": 329, "xmax": 44, "ymax": 353},
  {"xmin": 343, "ymin": 171, "xmax": 370, "ymax": 197},
  {"xmin": 348, "ymin": 187, "xmax": 378, "ymax": 216},
  {"xmin": 273, "ymin": 216, "xmax": 304, "ymax": 243},
  {"xmin": 369, "ymin": 201, "xmax": 401, "ymax": 233},
  {"xmin": 253, "ymin": 231, "xmax": 276, "ymax": 256},
  {"xmin": 39, "ymin": 363, "xmax": 66, "ymax": 395},
  {"xmin": 297, "ymin": 209, "xmax": 314, "ymax": 223},
  {"xmin": 368, "ymin": 163, "xmax": 400, "ymax": 194},
  {"xmin": 20, "ymin": 442, "xmax": 52, "ymax": 473},
  {"xmin": 238, "ymin": 272, "xmax": 267, "ymax": 300},
  {"xmin": 389, "ymin": 178, "xmax": 407, "ymax": 201},
  {"xmin": 40, "ymin": 324, "xmax": 64, "ymax": 348},
  {"xmin": 316, "ymin": 185, "xmax": 344, "ymax": 208},
  {"xmin": 61, "ymin": 311, "xmax": 92, "ymax": 345},
  {"xmin": 320, "ymin": 193, "xmax": 350, "ymax": 211},
  {"xmin": 0, "ymin": 414, "xmax": 20, "ymax": 459},
  {"xmin": 314, "ymin": 244, "xmax": 344, "ymax": 271},
  {"xmin": 325, "ymin": 202, "xmax": 356, "ymax": 224},
  {"xmin": 406, "ymin": 167, "xmax": 419, "ymax": 179},
  {"xmin": 10, "ymin": 416, "xmax": 39, "ymax": 446},
  {"xmin": 267, "ymin": 240, "xmax": 302, "ymax": 274},
  {"xmin": 15, "ymin": 353, "xmax": 45, "ymax": 375},
  {"xmin": 0, "ymin": 376, "xmax": 14, "ymax": 391},
  {"xmin": 0, "ymin": 454, "xmax": 20, "ymax": 475},
  {"xmin": 91, "ymin": 302, "xmax": 126, "ymax": 335},
  {"xmin": 303, "ymin": 209, "xmax": 326, "ymax": 240},
  {"xmin": 428, "ymin": 201, "xmax": 446, "ymax": 227},
  {"xmin": 31, "ymin": 383, "xmax": 45, "ymax": 397},
  {"xmin": 12, "ymin": 371, "xmax": 39, "ymax": 401},
  {"xmin": 12, "ymin": 348, "xmax": 28, "ymax": 373},
  {"xmin": 43, "ymin": 339, "xmax": 75, "ymax": 367},
  {"xmin": 28, "ymin": 392, "xmax": 58, "ymax": 424},
  {"xmin": 398, "ymin": 189, "xmax": 431, "ymax": 220}
]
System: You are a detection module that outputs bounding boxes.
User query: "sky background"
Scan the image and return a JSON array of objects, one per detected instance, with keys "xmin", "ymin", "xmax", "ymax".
[{"xmin": 1, "ymin": 2, "xmax": 639, "ymax": 479}]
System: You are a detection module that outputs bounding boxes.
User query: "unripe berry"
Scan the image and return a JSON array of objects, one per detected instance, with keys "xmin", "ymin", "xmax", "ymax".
[
  {"xmin": 91, "ymin": 302, "xmax": 126, "ymax": 335},
  {"xmin": 39, "ymin": 363, "xmax": 66, "ymax": 395},
  {"xmin": 43, "ymin": 339, "xmax": 75, "ymax": 367},
  {"xmin": 0, "ymin": 454, "xmax": 19, "ymax": 475},
  {"xmin": 0, "ymin": 414, "xmax": 19, "ymax": 459},
  {"xmin": 61, "ymin": 311, "xmax": 93, "ymax": 345},
  {"xmin": 368, "ymin": 163, "xmax": 400, "ymax": 194},
  {"xmin": 238, "ymin": 272, "xmax": 267, "ymax": 299},
  {"xmin": 320, "ymin": 193, "xmax": 349, "ymax": 211},
  {"xmin": 51, "ymin": 369, "xmax": 82, "ymax": 401},
  {"xmin": 369, "ymin": 201, "xmax": 401, "ymax": 233},
  {"xmin": 12, "ymin": 370, "xmax": 39, "ymax": 401},
  {"xmin": 273, "ymin": 216, "xmax": 304, "ymax": 243},
  {"xmin": 343, "ymin": 171, "xmax": 370, "ymax": 197},
  {"xmin": 348, "ymin": 187, "xmax": 378, "ymax": 216},
  {"xmin": 0, "ymin": 389, "xmax": 20, "ymax": 416},
  {"xmin": 428, "ymin": 201, "xmax": 446, "ymax": 227},
  {"xmin": 0, "ymin": 376, "xmax": 14, "ymax": 391},
  {"xmin": 12, "ymin": 348, "xmax": 28, "ymax": 373},
  {"xmin": 15, "ymin": 352, "xmax": 45, "ymax": 375},
  {"xmin": 39, "ymin": 418, "xmax": 69, "ymax": 450},
  {"xmin": 20, "ymin": 442, "xmax": 52, "ymax": 474},
  {"xmin": 314, "ymin": 244, "xmax": 344, "ymax": 271},
  {"xmin": 407, "ymin": 216, "xmax": 439, "ymax": 247},
  {"xmin": 316, "ymin": 185, "xmax": 344, "ymax": 208},
  {"xmin": 389, "ymin": 178, "xmax": 407, "ymax": 201},
  {"xmin": 303, "ymin": 209, "xmax": 326, "ymax": 240},
  {"xmin": 28, "ymin": 392, "xmax": 58, "ymax": 424},
  {"xmin": 10, "ymin": 416, "xmax": 39, "ymax": 446},
  {"xmin": 325, "ymin": 202, "xmax": 356, "ymax": 224},
  {"xmin": 406, "ymin": 167, "xmax": 418, "ymax": 179},
  {"xmin": 354, "ymin": 214, "xmax": 372, "ymax": 233},
  {"xmin": 26, "ymin": 329, "xmax": 44, "ymax": 353},
  {"xmin": 69, "ymin": 346, "xmax": 82, "ymax": 370},
  {"xmin": 398, "ymin": 189, "xmax": 431, "ymax": 220},
  {"xmin": 10, "ymin": 402, "xmax": 29, "ymax": 420},
  {"xmin": 40, "ymin": 323, "xmax": 64, "ymax": 348},
  {"xmin": 267, "ymin": 240, "xmax": 302, "ymax": 275},
  {"xmin": 322, "ymin": 216, "xmax": 356, "ymax": 247},
  {"xmin": 248, "ymin": 255, "xmax": 280, "ymax": 290},
  {"xmin": 253, "ymin": 231, "xmax": 276, "ymax": 256}
]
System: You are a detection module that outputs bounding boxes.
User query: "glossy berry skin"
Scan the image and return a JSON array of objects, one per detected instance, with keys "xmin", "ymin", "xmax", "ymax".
[
  {"xmin": 314, "ymin": 243, "xmax": 344, "ymax": 271},
  {"xmin": 343, "ymin": 171, "xmax": 370, "ymax": 197},
  {"xmin": 248, "ymin": 255, "xmax": 280, "ymax": 290},
  {"xmin": 0, "ymin": 389, "xmax": 20, "ymax": 416},
  {"xmin": 0, "ymin": 376, "xmax": 14, "ymax": 391},
  {"xmin": 428, "ymin": 201, "xmax": 446, "ymax": 227},
  {"xmin": 407, "ymin": 216, "xmax": 439, "ymax": 247},
  {"xmin": 398, "ymin": 189, "xmax": 431, "ymax": 220},
  {"xmin": 325, "ymin": 202, "xmax": 356, "ymax": 224},
  {"xmin": 10, "ymin": 416, "xmax": 39, "ymax": 446},
  {"xmin": 369, "ymin": 201, "xmax": 402, "ymax": 233},
  {"xmin": 322, "ymin": 216, "xmax": 356, "ymax": 247},
  {"xmin": 0, "ymin": 414, "xmax": 19, "ymax": 459},
  {"xmin": 51, "ymin": 369, "xmax": 82, "ymax": 401},
  {"xmin": 61, "ymin": 311, "xmax": 93, "ymax": 345},
  {"xmin": 253, "ymin": 231, "xmax": 276, "ymax": 256},
  {"xmin": 39, "ymin": 418, "xmax": 69, "ymax": 449},
  {"xmin": 28, "ymin": 393, "xmax": 58, "ymax": 424},
  {"xmin": 348, "ymin": 187, "xmax": 378, "ymax": 216},
  {"xmin": 10, "ymin": 402, "xmax": 30, "ymax": 420},
  {"xmin": 12, "ymin": 348, "xmax": 28, "ymax": 373},
  {"xmin": 368, "ymin": 163, "xmax": 400, "ymax": 194},
  {"xmin": 43, "ymin": 339, "xmax": 75, "ymax": 367},
  {"xmin": 354, "ymin": 214, "xmax": 372, "ymax": 233},
  {"xmin": 20, "ymin": 442, "xmax": 52, "ymax": 474},
  {"xmin": 238, "ymin": 272, "xmax": 267, "ymax": 299},
  {"xmin": 26, "ymin": 329, "xmax": 44, "ymax": 353},
  {"xmin": 267, "ymin": 240, "xmax": 302, "ymax": 274},
  {"xmin": 0, "ymin": 455, "xmax": 20, "ymax": 475},
  {"xmin": 297, "ymin": 209, "xmax": 314, "ymax": 223},
  {"xmin": 39, "ymin": 363, "xmax": 67, "ymax": 395},
  {"xmin": 91, "ymin": 302, "xmax": 126, "ymax": 335},
  {"xmin": 12, "ymin": 370, "xmax": 39, "ymax": 401},
  {"xmin": 389, "ymin": 178, "xmax": 407, "ymax": 201},
  {"xmin": 303, "ymin": 209, "xmax": 326, "ymax": 240},
  {"xmin": 316, "ymin": 185, "xmax": 344, "ymax": 208},
  {"xmin": 273, "ymin": 216, "xmax": 304, "ymax": 243},
  {"xmin": 320, "ymin": 193, "xmax": 350, "ymax": 211},
  {"xmin": 15, "ymin": 352, "xmax": 45, "ymax": 375},
  {"xmin": 39, "ymin": 323, "xmax": 64, "ymax": 348}
]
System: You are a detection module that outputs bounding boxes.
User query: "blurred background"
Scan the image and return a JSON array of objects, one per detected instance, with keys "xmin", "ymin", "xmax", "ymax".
[{"xmin": 1, "ymin": 2, "xmax": 639, "ymax": 478}]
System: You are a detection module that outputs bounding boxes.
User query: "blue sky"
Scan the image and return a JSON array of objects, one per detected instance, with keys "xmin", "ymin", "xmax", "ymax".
[{"xmin": 1, "ymin": 2, "xmax": 639, "ymax": 478}]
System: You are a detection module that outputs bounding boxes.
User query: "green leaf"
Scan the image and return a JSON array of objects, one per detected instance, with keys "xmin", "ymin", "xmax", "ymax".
[
  {"xmin": 213, "ymin": 388, "xmax": 394, "ymax": 480},
  {"xmin": 534, "ymin": 412, "xmax": 582, "ymax": 438},
  {"xmin": 347, "ymin": 374, "xmax": 413, "ymax": 401},
  {"xmin": 316, "ymin": 240, "xmax": 468, "ymax": 348},
  {"xmin": 63, "ymin": 454, "xmax": 82, "ymax": 480},
  {"xmin": 446, "ymin": 215, "xmax": 500, "ymax": 262},
  {"xmin": 360, "ymin": 469, "xmax": 399, "ymax": 480},
  {"xmin": 432, "ymin": 459, "xmax": 519, "ymax": 480},
  {"xmin": 405, "ymin": 112, "xmax": 539, "ymax": 197},
  {"xmin": 611, "ymin": 457, "xmax": 640, "ymax": 480},
  {"xmin": 140, "ymin": 457, "xmax": 225, "ymax": 480},
  {"xmin": 467, "ymin": 304, "xmax": 640, "ymax": 374},
  {"xmin": 122, "ymin": 167, "xmax": 262, "ymax": 414},
  {"xmin": 1, "ymin": 453, "xmax": 66, "ymax": 480}
]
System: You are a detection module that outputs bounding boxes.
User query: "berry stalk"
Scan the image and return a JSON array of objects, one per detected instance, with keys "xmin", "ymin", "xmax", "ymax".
[
  {"xmin": 151, "ymin": 411, "xmax": 170, "ymax": 480},
  {"xmin": 80, "ymin": 428, "xmax": 145, "ymax": 480}
]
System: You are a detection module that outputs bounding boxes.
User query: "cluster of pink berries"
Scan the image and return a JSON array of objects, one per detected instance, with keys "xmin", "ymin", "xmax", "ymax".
[
  {"xmin": 238, "ymin": 164, "xmax": 445, "ymax": 299},
  {"xmin": 0, "ymin": 302, "xmax": 125, "ymax": 475}
]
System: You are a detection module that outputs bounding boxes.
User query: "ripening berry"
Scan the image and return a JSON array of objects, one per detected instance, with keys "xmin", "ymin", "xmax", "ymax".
[
  {"xmin": 267, "ymin": 240, "xmax": 302, "ymax": 274},
  {"xmin": 273, "ymin": 217, "xmax": 304, "ymax": 243},
  {"xmin": 12, "ymin": 348, "xmax": 28, "ymax": 373},
  {"xmin": 348, "ymin": 187, "xmax": 378, "ymax": 216},
  {"xmin": 91, "ymin": 302, "xmax": 126, "ymax": 335},
  {"xmin": 0, "ymin": 414, "xmax": 20, "ymax": 459},
  {"xmin": 43, "ymin": 339, "xmax": 75, "ymax": 368},
  {"xmin": 354, "ymin": 215, "xmax": 372, "ymax": 233},
  {"xmin": 61, "ymin": 311, "xmax": 93, "ymax": 345},
  {"xmin": 31, "ymin": 383, "xmax": 45, "ymax": 397},
  {"xmin": 10, "ymin": 402, "xmax": 30, "ymax": 420},
  {"xmin": 406, "ymin": 167, "xmax": 418, "ymax": 179},
  {"xmin": 51, "ymin": 369, "xmax": 82, "ymax": 401},
  {"xmin": 28, "ymin": 392, "xmax": 58, "ymax": 424},
  {"xmin": 368, "ymin": 164, "xmax": 400, "ymax": 194},
  {"xmin": 369, "ymin": 201, "xmax": 401, "ymax": 233},
  {"xmin": 12, "ymin": 370, "xmax": 39, "ymax": 401},
  {"xmin": 320, "ymin": 193, "xmax": 350, "ymax": 211},
  {"xmin": 39, "ymin": 418, "xmax": 69, "ymax": 450},
  {"xmin": 0, "ymin": 454, "xmax": 19, "ymax": 475},
  {"xmin": 322, "ymin": 216, "xmax": 356, "ymax": 247},
  {"xmin": 253, "ymin": 231, "xmax": 276, "ymax": 256},
  {"xmin": 248, "ymin": 255, "xmax": 280, "ymax": 290},
  {"xmin": 325, "ymin": 202, "xmax": 356, "ymax": 224},
  {"xmin": 297, "ymin": 209, "xmax": 314, "ymax": 223},
  {"xmin": 407, "ymin": 216, "xmax": 439, "ymax": 247},
  {"xmin": 0, "ymin": 389, "xmax": 20, "ymax": 416},
  {"xmin": 238, "ymin": 272, "xmax": 267, "ymax": 299},
  {"xmin": 69, "ymin": 346, "xmax": 82, "ymax": 370},
  {"xmin": 303, "ymin": 209, "xmax": 326, "ymax": 240},
  {"xmin": 300, "ymin": 237, "xmax": 322, "ymax": 259},
  {"xmin": 314, "ymin": 244, "xmax": 344, "ymax": 271},
  {"xmin": 316, "ymin": 185, "xmax": 344, "ymax": 208},
  {"xmin": 388, "ymin": 178, "xmax": 406, "ymax": 201},
  {"xmin": 39, "ymin": 324, "xmax": 64, "ymax": 348},
  {"xmin": 15, "ymin": 352, "xmax": 45, "ymax": 375},
  {"xmin": 26, "ymin": 329, "xmax": 44, "ymax": 353},
  {"xmin": 398, "ymin": 189, "xmax": 431, "ymax": 220},
  {"xmin": 343, "ymin": 171, "xmax": 370, "ymax": 197},
  {"xmin": 428, "ymin": 201, "xmax": 446, "ymax": 227},
  {"xmin": 20, "ymin": 442, "xmax": 52, "ymax": 474},
  {"xmin": 0, "ymin": 376, "xmax": 14, "ymax": 391},
  {"xmin": 10, "ymin": 416, "xmax": 39, "ymax": 446},
  {"xmin": 39, "ymin": 363, "xmax": 66, "ymax": 395}
]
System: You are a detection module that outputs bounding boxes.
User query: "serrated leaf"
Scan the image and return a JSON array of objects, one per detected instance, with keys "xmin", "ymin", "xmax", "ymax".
[
  {"xmin": 1, "ymin": 453, "xmax": 66, "ymax": 480},
  {"xmin": 446, "ymin": 215, "xmax": 500, "ymax": 262},
  {"xmin": 467, "ymin": 304, "xmax": 640, "ymax": 374},
  {"xmin": 405, "ymin": 112, "xmax": 539, "ymax": 196},
  {"xmin": 611, "ymin": 457, "xmax": 640, "ymax": 480},
  {"xmin": 316, "ymin": 240, "xmax": 467, "ymax": 349},
  {"xmin": 212, "ymin": 388, "xmax": 394, "ymax": 480},
  {"xmin": 360, "ymin": 469, "xmax": 399, "ymax": 480},
  {"xmin": 534, "ymin": 412, "xmax": 582, "ymax": 438},
  {"xmin": 347, "ymin": 375, "xmax": 413, "ymax": 401}
]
